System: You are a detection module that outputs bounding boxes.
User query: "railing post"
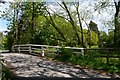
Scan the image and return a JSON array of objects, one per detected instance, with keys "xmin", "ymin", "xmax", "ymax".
[
  {"xmin": 118, "ymin": 49, "xmax": 120, "ymax": 66},
  {"xmin": 106, "ymin": 49, "xmax": 109, "ymax": 65},
  {"xmin": 18, "ymin": 45, "xmax": 20, "ymax": 53},
  {"xmin": 81, "ymin": 48, "xmax": 84, "ymax": 55},
  {"xmin": 29, "ymin": 45, "xmax": 32, "ymax": 53},
  {"xmin": 41, "ymin": 46, "xmax": 44, "ymax": 57},
  {"xmin": 12, "ymin": 46, "xmax": 15, "ymax": 52}
]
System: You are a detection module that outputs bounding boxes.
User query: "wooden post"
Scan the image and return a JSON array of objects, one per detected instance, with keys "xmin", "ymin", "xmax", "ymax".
[
  {"xmin": 81, "ymin": 48, "xmax": 84, "ymax": 55},
  {"xmin": 12, "ymin": 46, "xmax": 15, "ymax": 52},
  {"xmin": 18, "ymin": 45, "xmax": 20, "ymax": 52},
  {"xmin": 29, "ymin": 45, "xmax": 32, "ymax": 53},
  {"xmin": 41, "ymin": 46, "xmax": 44, "ymax": 57},
  {"xmin": 118, "ymin": 49, "xmax": 120, "ymax": 66},
  {"xmin": 106, "ymin": 49, "xmax": 109, "ymax": 65}
]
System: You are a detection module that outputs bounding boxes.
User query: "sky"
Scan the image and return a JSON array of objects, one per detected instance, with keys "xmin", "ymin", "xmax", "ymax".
[
  {"xmin": 0, "ymin": 0, "xmax": 58, "ymax": 33},
  {"xmin": 0, "ymin": 2, "xmax": 9, "ymax": 33},
  {"xmin": 0, "ymin": 0, "xmax": 115, "ymax": 34}
]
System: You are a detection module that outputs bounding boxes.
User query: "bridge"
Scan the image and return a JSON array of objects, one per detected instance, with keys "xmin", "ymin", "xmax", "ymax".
[{"xmin": 0, "ymin": 44, "xmax": 120, "ymax": 79}]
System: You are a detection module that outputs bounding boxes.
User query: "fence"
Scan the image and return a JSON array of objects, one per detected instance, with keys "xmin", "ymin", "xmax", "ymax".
[
  {"xmin": 84, "ymin": 48, "xmax": 120, "ymax": 65},
  {"xmin": 12, "ymin": 44, "xmax": 84, "ymax": 56},
  {"xmin": 12, "ymin": 44, "xmax": 120, "ymax": 65}
]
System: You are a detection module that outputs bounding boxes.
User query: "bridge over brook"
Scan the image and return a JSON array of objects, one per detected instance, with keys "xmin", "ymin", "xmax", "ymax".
[{"xmin": 1, "ymin": 53, "xmax": 120, "ymax": 78}]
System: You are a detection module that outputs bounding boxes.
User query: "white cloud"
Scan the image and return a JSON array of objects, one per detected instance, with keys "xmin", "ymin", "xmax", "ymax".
[
  {"xmin": 0, "ymin": 26, "xmax": 7, "ymax": 32},
  {"xmin": 4, "ymin": 0, "xmax": 14, "ymax": 2}
]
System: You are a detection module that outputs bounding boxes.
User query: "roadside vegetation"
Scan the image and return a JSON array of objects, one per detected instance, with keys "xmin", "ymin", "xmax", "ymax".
[
  {"xmin": 45, "ymin": 48, "xmax": 120, "ymax": 74},
  {"xmin": 0, "ymin": 60, "xmax": 12, "ymax": 80},
  {"xmin": 1, "ymin": 67, "xmax": 11, "ymax": 80}
]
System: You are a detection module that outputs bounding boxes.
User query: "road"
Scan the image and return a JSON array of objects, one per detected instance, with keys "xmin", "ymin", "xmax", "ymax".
[{"xmin": 1, "ymin": 53, "xmax": 120, "ymax": 78}]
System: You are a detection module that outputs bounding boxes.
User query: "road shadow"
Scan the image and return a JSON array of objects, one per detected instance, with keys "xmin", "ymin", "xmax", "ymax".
[
  {"xmin": 36, "ymin": 59, "xmax": 106, "ymax": 78},
  {"xmin": 1, "ymin": 53, "xmax": 114, "ymax": 78}
]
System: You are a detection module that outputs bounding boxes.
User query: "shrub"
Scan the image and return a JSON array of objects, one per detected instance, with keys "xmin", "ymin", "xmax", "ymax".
[
  {"xmin": 58, "ymin": 48, "xmax": 74, "ymax": 62},
  {"xmin": 2, "ymin": 67, "xmax": 11, "ymax": 80}
]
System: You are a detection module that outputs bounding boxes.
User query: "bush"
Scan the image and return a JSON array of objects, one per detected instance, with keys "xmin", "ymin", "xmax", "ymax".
[
  {"xmin": 57, "ymin": 48, "xmax": 74, "ymax": 62},
  {"xmin": 2, "ymin": 67, "xmax": 11, "ymax": 80}
]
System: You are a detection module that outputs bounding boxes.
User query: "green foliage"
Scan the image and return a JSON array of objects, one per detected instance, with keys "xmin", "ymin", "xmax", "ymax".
[
  {"xmin": 32, "ymin": 16, "xmax": 60, "ymax": 45},
  {"xmin": 89, "ymin": 21, "xmax": 99, "ymax": 34},
  {"xmin": 1, "ymin": 1, "xmax": 120, "ymax": 49},
  {"xmin": 0, "ymin": 32, "xmax": 3, "ymax": 49},
  {"xmin": 2, "ymin": 67, "xmax": 11, "ymax": 80},
  {"xmin": 1, "ymin": 34, "xmax": 14, "ymax": 50},
  {"xmin": 57, "ymin": 48, "xmax": 74, "ymax": 62},
  {"xmin": 88, "ymin": 21, "xmax": 100, "ymax": 47},
  {"xmin": 0, "ymin": 32, "xmax": 3, "ymax": 41},
  {"xmin": 89, "ymin": 31, "xmax": 99, "ymax": 46},
  {"xmin": 107, "ymin": 30, "xmax": 114, "ymax": 47},
  {"xmin": 83, "ymin": 29, "xmax": 99, "ymax": 47},
  {"xmin": 99, "ymin": 30, "xmax": 115, "ymax": 48},
  {"xmin": 1, "ymin": 2, "xmax": 103, "ymax": 48},
  {"xmin": 99, "ymin": 31, "xmax": 108, "ymax": 47}
]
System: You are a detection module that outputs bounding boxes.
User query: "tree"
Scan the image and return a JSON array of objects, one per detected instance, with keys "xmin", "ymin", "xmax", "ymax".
[
  {"xmin": 44, "ymin": 8, "xmax": 67, "ymax": 42},
  {"xmin": 93, "ymin": 0, "xmax": 120, "ymax": 47},
  {"xmin": 0, "ymin": 32, "xmax": 3, "ymax": 40},
  {"xmin": 61, "ymin": 1, "xmax": 87, "ymax": 47},
  {"xmin": 0, "ymin": 0, "xmax": 5, "ymax": 4},
  {"xmin": 89, "ymin": 21, "xmax": 100, "ymax": 47},
  {"xmin": 32, "ymin": 15, "xmax": 77, "ymax": 46},
  {"xmin": 99, "ymin": 31, "xmax": 108, "ymax": 47},
  {"xmin": 0, "ymin": 0, "xmax": 6, "ymax": 49},
  {"xmin": 114, "ymin": 0, "xmax": 120, "ymax": 47},
  {"xmin": 98, "ymin": 30, "xmax": 115, "ymax": 48},
  {"xmin": 75, "ymin": 2, "xmax": 85, "ymax": 48},
  {"xmin": 107, "ymin": 30, "xmax": 114, "ymax": 47},
  {"xmin": 89, "ymin": 21, "xmax": 99, "ymax": 33},
  {"xmin": 3, "ymin": 1, "xmax": 117, "ymax": 49},
  {"xmin": 32, "ymin": 16, "xmax": 61, "ymax": 45},
  {"xmin": 0, "ymin": 0, "xmax": 6, "ymax": 13},
  {"xmin": 46, "ymin": 1, "xmax": 88, "ymax": 47},
  {"xmin": 19, "ymin": 2, "xmax": 46, "ymax": 43},
  {"xmin": 0, "ymin": 32, "xmax": 3, "ymax": 48}
]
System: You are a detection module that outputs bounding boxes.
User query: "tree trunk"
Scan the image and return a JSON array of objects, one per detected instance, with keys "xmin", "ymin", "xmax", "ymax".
[
  {"xmin": 114, "ymin": 1, "xmax": 120, "ymax": 47},
  {"xmin": 44, "ymin": 10, "xmax": 66, "ymax": 41},
  {"xmin": 62, "ymin": 1, "xmax": 87, "ymax": 48},
  {"xmin": 76, "ymin": 4, "xmax": 86, "ymax": 48},
  {"xmin": 31, "ymin": 2, "xmax": 35, "ymax": 37},
  {"xmin": 15, "ymin": 3, "xmax": 19, "ymax": 45}
]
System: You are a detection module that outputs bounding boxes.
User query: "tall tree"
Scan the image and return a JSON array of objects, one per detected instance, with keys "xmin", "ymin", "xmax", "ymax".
[
  {"xmin": 62, "ymin": 1, "xmax": 82, "ymax": 46},
  {"xmin": 93, "ymin": 0, "xmax": 120, "ymax": 47},
  {"xmin": 75, "ymin": 2, "xmax": 85, "ymax": 48},
  {"xmin": 56, "ymin": 1, "xmax": 87, "ymax": 47},
  {"xmin": 0, "ymin": 32, "xmax": 3, "ymax": 45},
  {"xmin": 114, "ymin": 0, "xmax": 120, "ymax": 47},
  {"xmin": 20, "ymin": 2, "xmax": 45, "ymax": 43},
  {"xmin": 89, "ymin": 21, "xmax": 100, "ymax": 47}
]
